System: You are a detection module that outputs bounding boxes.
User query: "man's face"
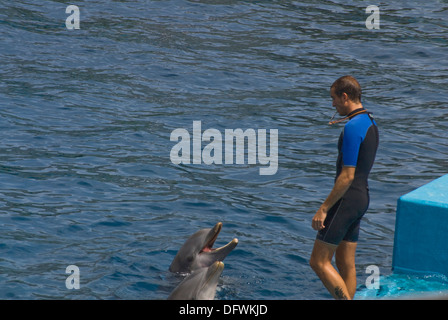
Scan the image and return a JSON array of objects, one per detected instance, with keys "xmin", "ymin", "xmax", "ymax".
[{"xmin": 330, "ymin": 87, "xmax": 347, "ymax": 116}]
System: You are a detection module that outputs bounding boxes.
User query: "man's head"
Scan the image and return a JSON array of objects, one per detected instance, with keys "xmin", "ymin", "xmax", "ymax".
[{"xmin": 330, "ymin": 76, "xmax": 362, "ymax": 116}]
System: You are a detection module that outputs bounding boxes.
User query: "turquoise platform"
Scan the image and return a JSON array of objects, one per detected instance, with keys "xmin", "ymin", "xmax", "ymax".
[{"xmin": 392, "ymin": 174, "xmax": 448, "ymax": 277}]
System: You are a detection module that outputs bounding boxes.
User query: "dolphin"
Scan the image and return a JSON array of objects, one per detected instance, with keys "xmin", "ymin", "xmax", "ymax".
[
  {"xmin": 169, "ymin": 222, "xmax": 238, "ymax": 273},
  {"xmin": 168, "ymin": 261, "xmax": 225, "ymax": 300}
]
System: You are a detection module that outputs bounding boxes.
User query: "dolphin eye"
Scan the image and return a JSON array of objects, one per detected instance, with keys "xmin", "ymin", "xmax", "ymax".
[{"xmin": 187, "ymin": 255, "xmax": 193, "ymax": 262}]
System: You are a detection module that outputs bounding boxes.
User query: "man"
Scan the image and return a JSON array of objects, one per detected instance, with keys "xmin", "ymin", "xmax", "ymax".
[{"xmin": 309, "ymin": 75, "xmax": 379, "ymax": 300}]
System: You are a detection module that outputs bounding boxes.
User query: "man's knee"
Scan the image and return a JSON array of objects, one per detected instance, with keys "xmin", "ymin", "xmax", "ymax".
[
  {"xmin": 310, "ymin": 240, "xmax": 337, "ymax": 274},
  {"xmin": 309, "ymin": 255, "xmax": 327, "ymax": 275},
  {"xmin": 309, "ymin": 255, "xmax": 318, "ymax": 271}
]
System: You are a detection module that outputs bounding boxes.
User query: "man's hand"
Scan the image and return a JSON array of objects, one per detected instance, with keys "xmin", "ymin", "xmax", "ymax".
[
  {"xmin": 311, "ymin": 166, "xmax": 355, "ymax": 231},
  {"xmin": 312, "ymin": 207, "xmax": 327, "ymax": 230}
]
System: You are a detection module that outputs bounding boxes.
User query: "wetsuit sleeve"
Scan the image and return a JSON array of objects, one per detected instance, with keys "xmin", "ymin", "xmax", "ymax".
[{"xmin": 341, "ymin": 123, "xmax": 362, "ymax": 167}]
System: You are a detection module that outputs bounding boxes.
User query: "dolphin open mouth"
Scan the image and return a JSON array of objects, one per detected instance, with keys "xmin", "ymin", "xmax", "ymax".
[
  {"xmin": 169, "ymin": 221, "xmax": 238, "ymax": 273},
  {"xmin": 200, "ymin": 222, "xmax": 238, "ymax": 254}
]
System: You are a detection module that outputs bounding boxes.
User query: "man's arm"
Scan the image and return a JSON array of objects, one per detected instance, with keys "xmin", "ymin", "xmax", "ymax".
[{"xmin": 312, "ymin": 166, "xmax": 355, "ymax": 231}]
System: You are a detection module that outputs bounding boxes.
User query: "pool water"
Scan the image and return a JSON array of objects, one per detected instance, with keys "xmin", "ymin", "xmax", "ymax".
[
  {"xmin": 1, "ymin": 0, "xmax": 448, "ymax": 299},
  {"xmin": 356, "ymin": 272, "xmax": 448, "ymax": 299}
]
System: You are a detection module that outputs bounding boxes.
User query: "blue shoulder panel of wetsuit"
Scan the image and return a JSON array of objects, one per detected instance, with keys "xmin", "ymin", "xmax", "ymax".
[{"xmin": 342, "ymin": 113, "xmax": 375, "ymax": 167}]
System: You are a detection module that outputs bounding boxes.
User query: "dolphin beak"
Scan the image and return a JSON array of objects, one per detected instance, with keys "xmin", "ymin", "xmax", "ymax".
[
  {"xmin": 211, "ymin": 238, "xmax": 239, "ymax": 253},
  {"xmin": 200, "ymin": 222, "xmax": 238, "ymax": 256},
  {"xmin": 203, "ymin": 261, "xmax": 224, "ymax": 285},
  {"xmin": 207, "ymin": 261, "xmax": 224, "ymax": 278},
  {"xmin": 201, "ymin": 222, "xmax": 222, "ymax": 252}
]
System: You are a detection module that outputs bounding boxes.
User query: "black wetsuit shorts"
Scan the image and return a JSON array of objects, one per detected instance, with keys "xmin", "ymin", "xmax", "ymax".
[{"xmin": 316, "ymin": 189, "xmax": 369, "ymax": 244}]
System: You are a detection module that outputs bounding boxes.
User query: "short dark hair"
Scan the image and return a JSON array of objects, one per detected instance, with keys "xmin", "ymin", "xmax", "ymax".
[{"xmin": 331, "ymin": 75, "xmax": 362, "ymax": 102}]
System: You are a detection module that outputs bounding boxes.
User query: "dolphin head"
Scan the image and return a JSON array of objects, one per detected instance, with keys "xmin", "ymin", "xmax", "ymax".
[
  {"xmin": 169, "ymin": 222, "xmax": 238, "ymax": 273},
  {"xmin": 168, "ymin": 261, "xmax": 225, "ymax": 300}
]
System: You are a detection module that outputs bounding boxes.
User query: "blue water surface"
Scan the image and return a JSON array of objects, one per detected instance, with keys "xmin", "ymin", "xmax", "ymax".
[
  {"xmin": 0, "ymin": 0, "xmax": 447, "ymax": 299},
  {"xmin": 356, "ymin": 273, "xmax": 448, "ymax": 299}
]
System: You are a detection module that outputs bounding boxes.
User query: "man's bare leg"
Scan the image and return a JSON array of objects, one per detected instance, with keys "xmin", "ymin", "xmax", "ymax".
[
  {"xmin": 335, "ymin": 240, "xmax": 358, "ymax": 299},
  {"xmin": 310, "ymin": 239, "xmax": 351, "ymax": 300}
]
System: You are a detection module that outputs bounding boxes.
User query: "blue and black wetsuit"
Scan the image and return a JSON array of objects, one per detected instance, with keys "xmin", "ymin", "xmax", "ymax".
[{"xmin": 317, "ymin": 108, "xmax": 379, "ymax": 245}]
